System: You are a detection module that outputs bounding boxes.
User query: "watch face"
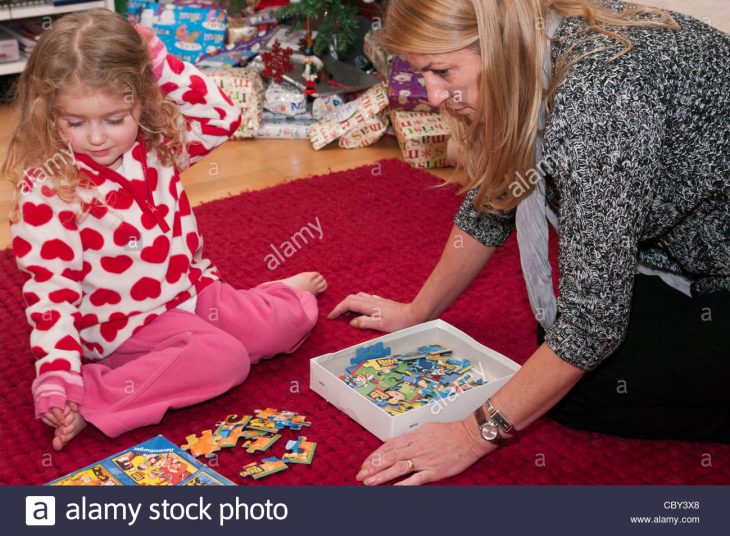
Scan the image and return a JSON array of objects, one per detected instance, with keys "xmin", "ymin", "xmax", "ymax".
[{"xmin": 480, "ymin": 420, "xmax": 500, "ymax": 442}]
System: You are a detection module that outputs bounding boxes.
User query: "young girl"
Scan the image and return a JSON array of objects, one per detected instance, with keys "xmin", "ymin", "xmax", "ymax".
[{"xmin": 2, "ymin": 9, "xmax": 326, "ymax": 451}]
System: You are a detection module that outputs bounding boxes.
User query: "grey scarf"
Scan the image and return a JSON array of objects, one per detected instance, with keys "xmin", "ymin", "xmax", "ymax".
[{"xmin": 515, "ymin": 10, "xmax": 562, "ymax": 330}]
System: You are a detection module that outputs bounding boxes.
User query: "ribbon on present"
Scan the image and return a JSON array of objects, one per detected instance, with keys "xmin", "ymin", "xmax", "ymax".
[{"xmin": 308, "ymin": 83, "xmax": 390, "ymax": 150}]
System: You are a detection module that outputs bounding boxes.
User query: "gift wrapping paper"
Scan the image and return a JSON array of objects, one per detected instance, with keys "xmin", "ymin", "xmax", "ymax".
[
  {"xmin": 206, "ymin": 67, "xmax": 265, "ymax": 139},
  {"xmin": 387, "ymin": 56, "xmax": 437, "ymax": 112},
  {"xmin": 390, "ymin": 110, "xmax": 451, "ymax": 169},
  {"xmin": 308, "ymin": 83, "xmax": 389, "ymax": 150}
]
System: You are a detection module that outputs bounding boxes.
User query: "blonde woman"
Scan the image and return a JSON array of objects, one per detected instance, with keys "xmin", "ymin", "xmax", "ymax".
[{"xmin": 330, "ymin": 0, "xmax": 730, "ymax": 485}]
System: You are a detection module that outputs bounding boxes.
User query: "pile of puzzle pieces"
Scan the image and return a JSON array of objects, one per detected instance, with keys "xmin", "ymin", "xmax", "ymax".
[
  {"xmin": 340, "ymin": 343, "xmax": 486, "ymax": 416},
  {"xmin": 181, "ymin": 408, "xmax": 317, "ymax": 480}
]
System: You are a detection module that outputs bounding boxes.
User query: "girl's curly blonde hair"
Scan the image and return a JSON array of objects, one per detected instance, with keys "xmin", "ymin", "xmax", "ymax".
[{"xmin": 2, "ymin": 9, "xmax": 183, "ymax": 222}]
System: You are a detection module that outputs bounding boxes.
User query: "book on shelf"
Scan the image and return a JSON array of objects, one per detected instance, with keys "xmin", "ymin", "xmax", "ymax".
[
  {"xmin": 0, "ymin": 20, "xmax": 41, "ymax": 52},
  {"xmin": 0, "ymin": 0, "xmax": 50, "ymax": 8}
]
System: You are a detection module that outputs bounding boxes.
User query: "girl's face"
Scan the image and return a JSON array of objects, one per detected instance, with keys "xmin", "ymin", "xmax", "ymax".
[
  {"xmin": 57, "ymin": 84, "xmax": 141, "ymax": 170},
  {"xmin": 404, "ymin": 49, "xmax": 481, "ymax": 121}
]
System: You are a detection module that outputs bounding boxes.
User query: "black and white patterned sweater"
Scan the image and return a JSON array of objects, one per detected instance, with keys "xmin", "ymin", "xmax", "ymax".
[{"xmin": 453, "ymin": 1, "xmax": 730, "ymax": 371}]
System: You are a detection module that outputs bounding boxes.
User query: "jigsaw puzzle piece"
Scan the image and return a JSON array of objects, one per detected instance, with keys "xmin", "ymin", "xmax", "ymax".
[
  {"xmin": 216, "ymin": 426, "xmax": 248, "ymax": 449},
  {"xmin": 240, "ymin": 457, "xmax": 289, "ymax": 480},
  {"xmin": 181, "ymin": 430, "xmax": 221, "ymax": 459},
  {"xmin": 282, "ymin": 436, "xmax": 317, "ymax": 465},
  {"xmin": 216, "ymin": 414, "xmax": 252, "ymax": 428},
  {"xmin": 242, "ymin": 433, "xmax": 281, "ymax": 454}
]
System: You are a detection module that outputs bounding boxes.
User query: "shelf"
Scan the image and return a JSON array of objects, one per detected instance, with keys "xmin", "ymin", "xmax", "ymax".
[
  {"xmin": 0, "ymin": 1, "xmax": 110, "ymax": 23},
  {"xmin": 0, "ymin": 0, "xmax": 114, "ymax": 75},
  {"xmin": 0, "ymin": 56, "xmax": 26, "ymax": 75}
]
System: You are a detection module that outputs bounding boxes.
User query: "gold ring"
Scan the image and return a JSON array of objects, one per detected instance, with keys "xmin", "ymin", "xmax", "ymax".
[{"xmin": 406, "ymin": 459, "xmax": 415, "ymax": 473}]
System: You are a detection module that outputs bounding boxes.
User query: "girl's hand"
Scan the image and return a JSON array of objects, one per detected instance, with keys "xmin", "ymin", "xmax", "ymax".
[
  {"xmin": 356, "ymin": 417, "xmax": 497, "ymax": 485},
  {"xmin": 40, "ymin": 402, "xmax": 78, "ymax": 428},
  {"xmin": 327, "ymin": 293, "xmax": 421, "ymax": 333}
]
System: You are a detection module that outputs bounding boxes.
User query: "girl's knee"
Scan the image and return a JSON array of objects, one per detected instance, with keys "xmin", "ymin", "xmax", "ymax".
[{"xmin": 208, "ymin": 336, "xmax": 251, "ymax": 388}]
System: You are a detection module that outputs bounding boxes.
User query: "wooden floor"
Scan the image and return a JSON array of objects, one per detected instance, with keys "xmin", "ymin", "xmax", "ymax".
[{"xmin": 0, "ymin": 0, "xmax": 726, "ymax": 250}]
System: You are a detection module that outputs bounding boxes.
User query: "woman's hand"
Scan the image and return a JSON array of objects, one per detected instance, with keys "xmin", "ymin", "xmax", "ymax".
[
  {"xmin": 327, "ymin": 292, "xmax": 422, "ymax": 333},
  {"xmin": 356, "ymin": 416, "xmax": 496, "ymax": 485}
]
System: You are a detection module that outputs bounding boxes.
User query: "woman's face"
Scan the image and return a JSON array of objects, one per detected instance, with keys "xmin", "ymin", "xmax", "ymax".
[{"xmin": 405, "ymin": 49, "xmax": 481, "ymax": 121}]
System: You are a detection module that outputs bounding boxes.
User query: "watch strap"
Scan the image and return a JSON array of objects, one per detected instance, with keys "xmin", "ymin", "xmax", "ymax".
[{"xmin": 486, "ymin": 398, "xmax": 514, "ymax": 433}]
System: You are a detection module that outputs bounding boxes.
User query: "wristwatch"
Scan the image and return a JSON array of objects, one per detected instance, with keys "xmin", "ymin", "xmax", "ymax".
[{"xmin": 474, "ymin": 398, "xmax": 515, "ymax": 446}]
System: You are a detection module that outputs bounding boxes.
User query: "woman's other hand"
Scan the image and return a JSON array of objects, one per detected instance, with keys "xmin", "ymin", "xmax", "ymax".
[
  {"xmin": 356, "ymin": 417, "xmax": 495, "ymax": 485},
  {"xmin": 327, "ymin": 293, "xmax": 422, "ymax": 332}
]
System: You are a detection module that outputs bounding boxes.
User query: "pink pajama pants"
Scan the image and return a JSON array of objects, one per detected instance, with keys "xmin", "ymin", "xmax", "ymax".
[{"xmin": 78, "ymin": 281, "xmax": 317, "ymax": 437}]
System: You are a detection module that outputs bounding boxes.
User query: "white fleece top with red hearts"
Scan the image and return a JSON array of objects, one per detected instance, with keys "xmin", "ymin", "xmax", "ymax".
[{"xmin": 11, "ymin": 53, "xmax": 242, "ymax": 385}]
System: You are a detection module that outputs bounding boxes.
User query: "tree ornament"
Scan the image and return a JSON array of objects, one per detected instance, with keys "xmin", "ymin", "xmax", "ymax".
[{"xmin": 261, "ymin": 39, "xmax": 294, "ymax": 83}]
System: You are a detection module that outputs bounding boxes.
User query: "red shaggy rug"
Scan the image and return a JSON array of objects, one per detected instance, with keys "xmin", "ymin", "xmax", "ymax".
[{"xmin": 1, "ymin": 159, "xmax": 727, "ymax": 485}]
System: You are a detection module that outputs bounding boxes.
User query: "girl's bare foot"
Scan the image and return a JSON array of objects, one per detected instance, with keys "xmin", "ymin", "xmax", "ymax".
[
  {"xmin": 277, "ymin": 271, "xmax": 327, "ymax": 295},
  {"xmin": 53, "ymin": 409, "xmax": 87, "ymax": 451}
]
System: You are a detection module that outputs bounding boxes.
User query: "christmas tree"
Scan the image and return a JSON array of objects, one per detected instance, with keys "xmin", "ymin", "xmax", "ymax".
[{"xmin": 274, "ymin": 0, "xmax": 360, "ymax": 56}]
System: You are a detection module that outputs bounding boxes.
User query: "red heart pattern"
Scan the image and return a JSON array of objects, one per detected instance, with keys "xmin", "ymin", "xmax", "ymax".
[
  {"xmin": 26, "ymin": 265, "xmax": 53, "ymax": 283},
  {"xmin": 13, "ymin": 59, "xmax": 237, "ymax": 370},
  {"xmin": 38, "ymin": 358, "xmax": 71, "ymax": 374},
  {"xmin": 31, "ymin": 310, "xmax": 61, "ymax": 331},
  {"xmin": 62, "ymin": 262, "xmax": 91, "ymax": 282},
  {"xmin": 80, "ymin": 228, "xmax": 104, "ymax": 251},
  {"xmin": 48, "ymin": 288, "xmax": 80, "ymax": 304},
  {"xmin": 41, "ymin": 239, "xmax": 74, "ymax": 261},
  {"xmin": 23, "ymin": 292, "xmax": 40, "ymax": 306},
  {"xmin": 55, "ymin": 335, "xmax": 82, "ymax": 353},
  {"xmin": 100, "ymin": 312, "xmax": 129, "ymax": 342},
  {"xmin": 13, "ymin": 236, "xmax": 32, "ymax": 258},
  {"xmin": 181, "ymin": 75, "xmax": 207, "ymax": 105},
  {"xmin": 166, "ymin": 254, "xmax": 190, "ymax": 283},
  {"xmin": 113, "ymin": 222, "xmax": 141, "ymax": 247},
  {"xmin": 178, "ymin": 192, "xmax": 192, "ymax": 216},
  {"xmin": 89, "ymin": 288, "xmax": 122, "ymax": 306},
  {"xmin": 58, "ymin": 211, "xmax": 78, "ymax": 230},
  {"xmin": 101, "ymin": 255, "xmax": 133, "ymax": 274},
  {"xmin": 141, "ymin": 236, "xmax": 170, "ymax": 264},
  {"xmin": 186, "ymin": 232, "xmax": 199, "ymax": 255},
  {"xmin": 167, "ymin": 55, "xmax": 184, "ymax": 75},
  {"xmin": 105, "ymin": 189, "xmax": 134, "ymax": 210},
  {"xmin": 75, "ymin": 313, "xmax": 99, "ymax": 329},
  {"xmin": 22, "ymin": 202, "xmax": 53, "ymax": 226},
  {"xmin": 131, "ymin": 277, "xmax": 162, "ymax": 301}
]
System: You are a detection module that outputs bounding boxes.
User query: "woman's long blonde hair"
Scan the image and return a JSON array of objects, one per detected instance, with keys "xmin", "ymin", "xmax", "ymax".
[
  {"xmin": 2, "ymin": 9, "xmax": 183, "ymax": 222},
  {"xmin": 380, "ymin": 0, "xmax": 679, "ymax": 212}
]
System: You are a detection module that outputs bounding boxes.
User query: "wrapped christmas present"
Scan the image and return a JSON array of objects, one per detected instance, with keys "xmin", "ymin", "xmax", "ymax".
[
  {"xmin": 264, "ymin": 83, "xmax": 307, "ymax": 116},
  {"xmin": 390, "ymin": 110, "xmax": 451, "ymax": 169},
  {"xmin": 257, "ymin": 112, "xmax": 316, "ymax": 139},
  {"xmin": 339, "ymin": 112, "xmax": 389, "ymax": 149},
  {"xmin": 226, "ymin": 22, "xmax": 278, "ymax": 50},
  {"xmin": 127, "ymin": 0, "xmax": 148, "ymax": 23},
  {"xmin": 363, "ymin": 30, "xmax": 392, "ymax": 78},
  {"xmin": 141, "ymin": 2, "xmax": 228, "ymax": 64},
  {"xmin": 308, "ymin": 82, "xmax": 389, "ymax": 150},
  {"xmin": 312, "ymin": 94, "xmax": 346, "ymax": 121},
  {"xmin": 387, "ymin": 56, "xmax": 437, "ymax": 112},
  {"xmin": 206, "ymin": 67, "xmax": 264, "ymax": 139}
]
